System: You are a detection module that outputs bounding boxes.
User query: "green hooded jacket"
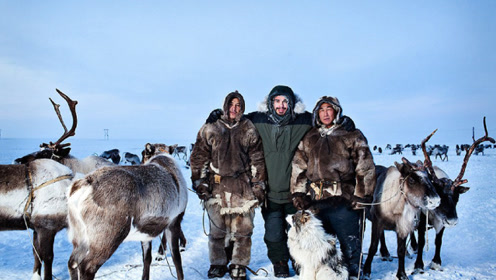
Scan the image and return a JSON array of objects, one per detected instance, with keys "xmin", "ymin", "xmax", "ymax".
[{"xmin": 246, "ymin": 85, "xmax": 312, "ymax": 204}]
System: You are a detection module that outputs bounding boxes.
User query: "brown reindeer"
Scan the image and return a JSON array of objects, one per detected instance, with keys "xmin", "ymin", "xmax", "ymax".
[
  {"xmin": 12, "ymin": 89, "xmax": 114, "ymax": 279},
  {"xmin": 14, "ymin": 89, "xmax": 114, "ymax": 174},
  {"xmin": 140, "ymin": 143, "xmax": 188, "ymax": 260},
  {"xmin": 410, "ymin": 119, "xmax": 495, "ymax": 273},
  {"xmin": 363, "ymin": 153, "xmax": 441, "ymax": 280},
  {"xmin": 67, "ymin": 143, "xmax": 188, "ymax": 280},
  {"xmin": 0, "ymin": 159, "xmax": 73, "ymax": 280}
]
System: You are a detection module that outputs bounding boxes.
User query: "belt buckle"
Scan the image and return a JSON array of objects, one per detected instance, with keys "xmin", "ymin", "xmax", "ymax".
[{"xmin": 214, "ymin": 174, "xmax": 221, "ymax": 184}]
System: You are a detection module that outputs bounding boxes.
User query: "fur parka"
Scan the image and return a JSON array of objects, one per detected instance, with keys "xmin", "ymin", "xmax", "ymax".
[
  {"xmin": 291, "ymin": 99, "xmax": 375, "ymax": 205},
  {"xmin": 190, "ymin": 92, "xmax": 266, "ymax": 215}
]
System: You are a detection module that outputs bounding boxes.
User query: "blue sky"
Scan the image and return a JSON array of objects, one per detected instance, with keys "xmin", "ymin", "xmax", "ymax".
[{"xmin": 1, "ymin": 1, "xmax": 495, "ymax": 146}]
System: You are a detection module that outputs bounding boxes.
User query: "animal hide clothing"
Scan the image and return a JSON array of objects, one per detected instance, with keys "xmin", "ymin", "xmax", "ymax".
[{"xmin": 190, "ymin": 92, "xmax": 266, "ymax": 215}]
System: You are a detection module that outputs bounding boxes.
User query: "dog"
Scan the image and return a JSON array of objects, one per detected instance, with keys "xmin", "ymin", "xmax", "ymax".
[{"xmin": 287, "ymin": 210, "xmax": 348, "ymax": 280}]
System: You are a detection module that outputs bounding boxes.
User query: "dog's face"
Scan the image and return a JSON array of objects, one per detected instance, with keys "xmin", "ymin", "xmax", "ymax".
[{"xmin": 289, "ymin": 210, "xmax": 313, "ymax": 233}]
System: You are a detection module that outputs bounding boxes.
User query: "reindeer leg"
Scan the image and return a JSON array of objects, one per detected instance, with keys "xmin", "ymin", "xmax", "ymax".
[
  {"xmin": 31, "ymin": 230, "xmax": 42, "ymax": 280},
  {"xmin": 410, "ymin": 231, "xmax": 418, "ymax": 253},
  {"xmin": 179, "ymin": 227, "xmax": 187, "ymax": 251},
  {"xmin": 396, "ymin": 235, "xmax": 409, "ymax": 280},
  {"xmin": 33, "ymin": 229, "xmax": 56, "ymax": 280},
  {"xmin": 363, "ymin": 221, "xmax": 381, "ymax": 279},
  {"xmin": 141, "ymin": 241, "xmax": 152, "ymax": 280},
  {"xmin": 379, "ymin": 230, "xmax": 392, "ymax": 261},
  {"xmin": 155, "ymin": 232, "xmax": 167, "ymax": 261},
  {"xmin": 430, "ymin": 227, "xmax": 445, "ymax": 270},
  {"xmin": 168, "ymin": 214, "xmax": 185, "ymax": 280},
  {"xmin": 413, "ymin": 214, "xmax": 427, "ymax": 274}
]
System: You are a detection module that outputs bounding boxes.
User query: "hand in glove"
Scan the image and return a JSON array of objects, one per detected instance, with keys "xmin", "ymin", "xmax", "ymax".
[
  {"xmin": 193, "ymin": 179, "xmax": 211, "ymax": 201},
  {"xmin": 206, "ymin": 108, "xmax": 223, "ymax": 124},
  {"xmin": 350, "ymin": 195, "xmax": 373, "ymax": 210},
  {"xmin": 252, "ymin": 182, "xmax": 266, "ymax": 205},
  {"xmin": 292, "ymin": 192, "xmax": 312, "ymax": 210}
]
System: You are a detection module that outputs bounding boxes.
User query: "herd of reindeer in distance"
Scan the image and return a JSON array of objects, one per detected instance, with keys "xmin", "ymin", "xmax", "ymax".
[{"xmin": 1, "ymin": 89, "xmax": 494, "ymax": 280}]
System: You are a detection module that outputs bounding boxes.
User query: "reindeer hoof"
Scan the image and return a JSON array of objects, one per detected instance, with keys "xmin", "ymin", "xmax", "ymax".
[
  {"xmin": 155, "ymin": 254, "xmax": 166, "ymax": 261},
  {"xmin": 411, "ymin": 268, "xmax": 424, "ymax": 275},
  {"xmin": 429, "ymin": 262, "xmax": 443, "ymax": 271},
  {"xmin": 381, "ymin": 254, "xmax": 393, "ymax": 262}
]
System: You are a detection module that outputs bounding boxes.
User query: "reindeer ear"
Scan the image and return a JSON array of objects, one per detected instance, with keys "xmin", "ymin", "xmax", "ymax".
[
  {"xmin": 394, "ymin": 161, "xmax": 402, "ymax": 171},
  {"xmin": 456, "ymin": 186, "xmax": 470, "ymax": 194},
  {"xmin": 145, "ymin": 143, "xmax": 154, "ymax": 154},
  {"xmin": 56, "ymin": 147, "xmax": 71, "ymax": 158}
]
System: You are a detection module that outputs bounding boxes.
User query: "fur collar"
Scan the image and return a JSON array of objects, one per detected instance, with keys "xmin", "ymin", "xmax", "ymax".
[{"xmin": 256, "ymin": 94, "xmax": 306, "ymax": 114}]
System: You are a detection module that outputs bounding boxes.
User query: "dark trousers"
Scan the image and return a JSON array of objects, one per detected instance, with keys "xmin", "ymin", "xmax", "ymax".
[
  {"xmin": 261, "ymin": 200, "xmax": 297, "ymax": 264},
  {"xmin": 317, "ymin": 203, "xmax": 362, "ymax": 276}
]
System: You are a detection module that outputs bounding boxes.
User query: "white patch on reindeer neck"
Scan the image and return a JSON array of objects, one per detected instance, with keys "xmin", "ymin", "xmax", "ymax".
[{"xmin": 67, "ymin": 182, "xmax": 93, "ymax": 250}]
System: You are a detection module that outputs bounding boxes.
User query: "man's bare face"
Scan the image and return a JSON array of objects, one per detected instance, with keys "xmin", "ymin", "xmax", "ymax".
[{"xmin": 273, "ymin": 95, "xmax": 288, "ymax": 116}]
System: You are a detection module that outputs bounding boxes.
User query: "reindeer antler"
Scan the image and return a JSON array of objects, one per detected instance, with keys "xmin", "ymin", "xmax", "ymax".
[
  {"xmin": 41, "ymin": 89, "xmax": 78, "ymax": 151},
  {"xmin": 453, "ymin": 117, "xmax": 495, "ymax": 188},
  {"xmin": 420, "ymin": 129, "xmax": 443, "ymax": 186}
]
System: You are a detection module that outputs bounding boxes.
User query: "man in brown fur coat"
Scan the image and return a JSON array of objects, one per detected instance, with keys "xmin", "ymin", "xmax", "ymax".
[
  {"xmin": 190, "ymin": 91, "xmax": 267, "ymax": 280},
  {"xmin": 290, "ymin": 96, "xmax": 376, "ymax": 280}
]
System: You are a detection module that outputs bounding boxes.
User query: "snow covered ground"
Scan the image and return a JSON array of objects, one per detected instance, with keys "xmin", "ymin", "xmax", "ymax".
[{"xmin": 1, "ymin": 138, "xmax": 495, "ymax": 280}]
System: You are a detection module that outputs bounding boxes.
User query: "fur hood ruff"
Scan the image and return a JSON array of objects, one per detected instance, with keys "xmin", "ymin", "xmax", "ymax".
[{"xmin": 257, "ymin": 94, "xmax": 306, "ymax": 114}]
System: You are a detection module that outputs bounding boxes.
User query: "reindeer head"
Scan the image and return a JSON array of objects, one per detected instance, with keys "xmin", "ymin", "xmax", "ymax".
[
  {"xmin": 394, "ymin": 157, "xmax": 440, "ymax": 210},
  {"xmin": 420, "ymin": 118, "xmax": 494, "ymax": 227},
  {"xmin": 14, "ymin": 89, "xmax": 78, "ymax": 164},
  {"xmin": 141, "ymin": 143, "xmax": 177, "ymax": 163}
]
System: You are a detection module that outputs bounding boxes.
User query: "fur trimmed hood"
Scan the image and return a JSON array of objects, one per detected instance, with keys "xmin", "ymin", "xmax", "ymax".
[
  {"xmin": 257, "ymin": 86, "xmax": 306, "ymax": 115},
  {"xmin": 222, "ymin": 90, "xmax": 245, "ymax": 123},
  {"xmin": 312, "ymin": 96, "xmax": 343, "ymax": 127}
]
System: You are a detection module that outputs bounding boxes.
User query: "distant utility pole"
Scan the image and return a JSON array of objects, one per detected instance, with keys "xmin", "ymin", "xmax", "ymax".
[{"xmin": 104, "ymin": 129, "xmax": 109, "ymax": 140}]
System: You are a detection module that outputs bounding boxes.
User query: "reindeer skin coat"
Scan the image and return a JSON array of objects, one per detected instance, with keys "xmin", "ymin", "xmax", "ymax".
[
  {"xmin": 190, "ymin": 92, "xmax": 266, "ymax": 215},
  {"xmin": 291, "ymin": 125, "xmax": 376, "ymax": 204}
]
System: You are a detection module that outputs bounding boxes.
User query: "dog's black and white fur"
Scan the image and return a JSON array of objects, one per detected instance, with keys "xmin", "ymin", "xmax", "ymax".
[{"xmin": 287, "ymin": 210, "xmax": 348, "ymax": 280}]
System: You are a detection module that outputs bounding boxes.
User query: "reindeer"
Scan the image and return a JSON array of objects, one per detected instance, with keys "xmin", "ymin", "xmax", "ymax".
[
  {"xmin": 389, "ymin": 144, "xmax": 403, "ymax": 155},
  {"xmin": 1, "ymin": 159, "xmax": 74, "ymax": 280},
  {"xmin": 172, "ymin": 145, "xmax": 188, "ymax": 162},
  {"xmin": 67, "ymin": 143, "xmax": 188, "ymax": 280},
  {"xmin": 140, "ymin": 143, "xmax": 188, "ymax": 260},
  {"xmin": 99, "ymin": 148, "xmax": 121, "ymax": 164},
  {"xmin": 363, "ymin": 152, "xmax": 441, "ymax": 279},
  {"xmin": 123, "ymin": 151, "xmax": 141, "ymax": 165},
  {"xmin": 14, "ymin": 89, "xmax": 114, "ymax": 174},
  {"xmin": 410, "ymin": 119, "xmax": 494, "ymax": 273},
  {"xmin": 430, "ymin": 144, "xmax": 449, "ymax": 161},
  {"xmin": 11, "ymin": 89, "xmax": 115, "ymax": 278}
]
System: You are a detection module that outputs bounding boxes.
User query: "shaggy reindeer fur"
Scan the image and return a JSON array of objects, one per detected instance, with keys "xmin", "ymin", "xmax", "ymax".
[
  {"xmin": 364, "ymin": 159, "xmax": 441, "ymax": 280},
  {"xmin": 287, "ymin": 210, "xmax": 348, "ymax": 280},
  {"xmin": 67, "ymin": 149, "xmax": 188, "ymax": 280},
  {"xmin": 0, "ymin": 159, "xmax": 74, "ymax": 280}
]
